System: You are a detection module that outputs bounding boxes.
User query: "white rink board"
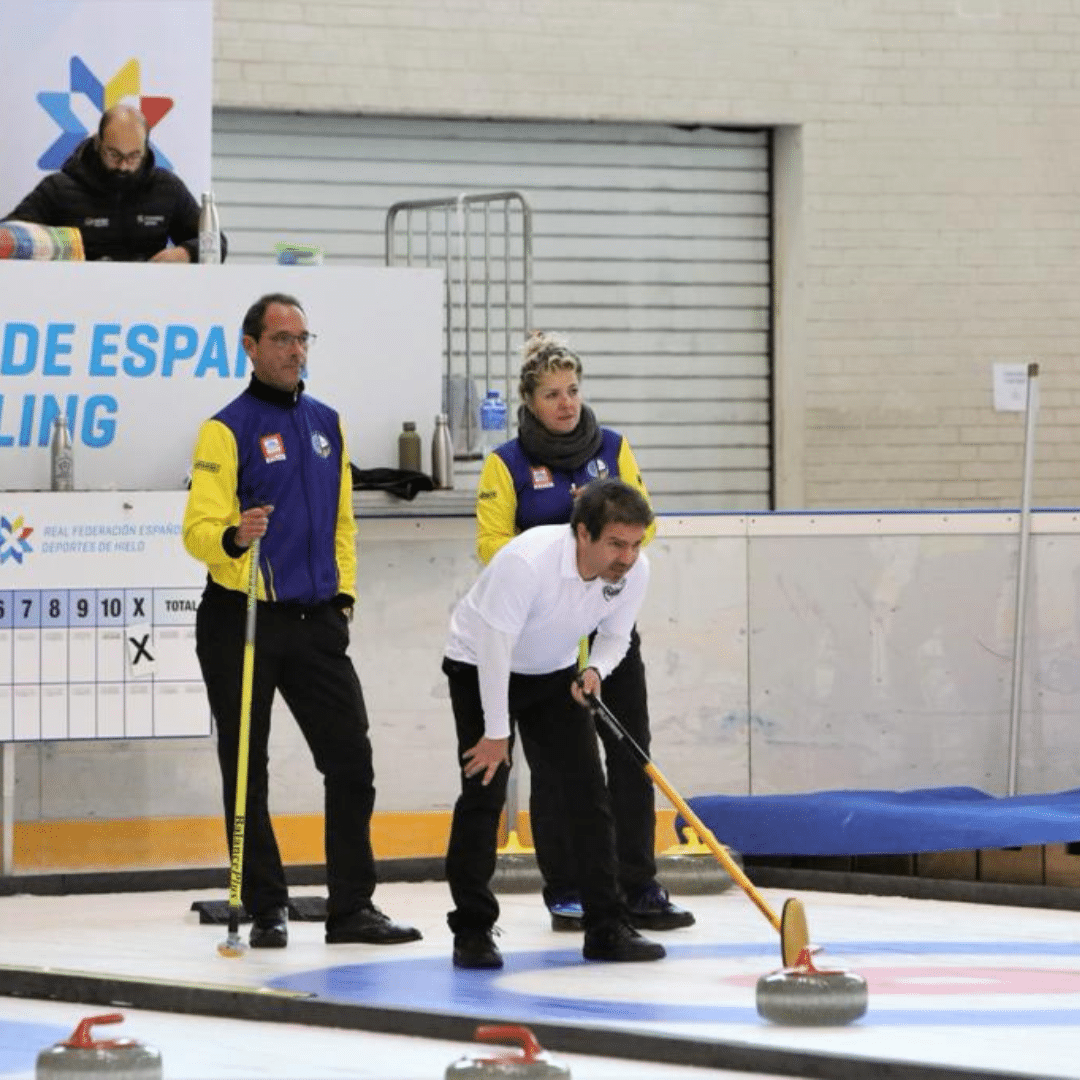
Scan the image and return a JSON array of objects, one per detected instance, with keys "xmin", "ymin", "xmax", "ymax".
[{"xmin": 0, "ymin": 491, "xmax": 208, "ymax": 741}]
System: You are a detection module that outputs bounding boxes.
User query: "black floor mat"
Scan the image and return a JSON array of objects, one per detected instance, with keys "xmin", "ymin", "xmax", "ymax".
[{"xmin": 190, "ymin": 895, "xmax": 328, "ymax": 924}]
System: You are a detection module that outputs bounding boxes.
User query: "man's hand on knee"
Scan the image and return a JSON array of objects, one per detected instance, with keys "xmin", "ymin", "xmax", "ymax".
[{"xmin": 462, "ymin": 736, "xmax": 509, "ymax": 786}]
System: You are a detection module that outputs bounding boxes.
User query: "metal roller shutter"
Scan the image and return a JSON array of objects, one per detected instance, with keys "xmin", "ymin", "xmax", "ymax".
[{"xmin": 213, "ymin": 111, "xmax": 771, "ymax": 510}]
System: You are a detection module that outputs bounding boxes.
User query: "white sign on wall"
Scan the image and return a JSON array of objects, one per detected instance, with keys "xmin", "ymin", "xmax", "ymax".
[
  {"xmin": 0, "ymin": 263, "xmax": 444, "ymax": 491},
  {"xmin": 0, "ymin": 491, "xmax": 207, "ymax": 741},
  {"xmin": 0, "ymin": 1, "xmax": 213, "ymax": 217},
  {"xmin": 992, "ymin": 362, "xmax": 1030, "ymax": 413}
]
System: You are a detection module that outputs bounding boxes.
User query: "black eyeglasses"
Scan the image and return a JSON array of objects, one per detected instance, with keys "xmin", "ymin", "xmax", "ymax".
[{"xmin": 265, "ymin": 332, "xmax": 317, "ymax": 349}]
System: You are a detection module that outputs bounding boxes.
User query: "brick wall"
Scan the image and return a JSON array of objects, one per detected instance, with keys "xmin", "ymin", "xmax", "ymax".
[{"xmin": 215, "ymin": 1, "xmax": 1080, "ymax": 509}]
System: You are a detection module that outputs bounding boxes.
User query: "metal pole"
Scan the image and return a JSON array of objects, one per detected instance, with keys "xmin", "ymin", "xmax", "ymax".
[
  {"xmin": 2, "ymin": 742, "xmax": 13, "ymax": 875},
  {"xmin": 457, "ymin": 196, "xmax": 476, "ymax": 455},
  {"xmin": 502, "ymin": 201, "xmax": 513, "ymax": 434},
  {"xmin": 1006, "ymin": 361, "xmax": 1039, "ymax": 796},
  {"xmin": 443, "ymin": 210, "xmax": 454, "ymax": 417}
]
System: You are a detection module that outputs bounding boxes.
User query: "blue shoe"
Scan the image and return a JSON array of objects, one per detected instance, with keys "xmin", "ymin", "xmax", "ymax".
[
  {"xmin": 626, "ymin": 883, "xmax": 695, "ymax": 931},
  {"xmin": 547, "ymin": 894, "xmax": 584, "ymax": 932}
]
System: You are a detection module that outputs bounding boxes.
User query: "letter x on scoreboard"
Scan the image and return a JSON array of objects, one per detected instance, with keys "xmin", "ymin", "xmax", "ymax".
[{"xmin": 0, "ymin": 586, "xmax": 209, "ymax": 741}]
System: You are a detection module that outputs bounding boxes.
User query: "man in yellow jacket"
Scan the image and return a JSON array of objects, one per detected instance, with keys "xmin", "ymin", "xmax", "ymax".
[{"xmin": 183, "ymin": 291, "xmax": 419, "ymax": 950}]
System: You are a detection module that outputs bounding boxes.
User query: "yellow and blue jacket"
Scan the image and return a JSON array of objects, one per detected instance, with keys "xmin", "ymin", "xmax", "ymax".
[
  {"xmin": 475, "ymin": 427, "xmax": 655, "ymax": 565},
  {"xmin": 182, "ymin": 376, "xmax": 356, "ymax": 605}
]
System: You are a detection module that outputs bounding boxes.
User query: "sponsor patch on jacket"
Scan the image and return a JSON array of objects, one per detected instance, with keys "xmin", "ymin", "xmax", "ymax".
[
  {"xmin": 586, "ymin": 459, "xmax": 610, "ymax": 480},
  {"xmin": 136, "ymin": 214, "xmax": 165, "ymax": 227},
  {"xmin": 530, "ymin": 466, "xmax": 553, "ymax": 489},
  {"xmin": 311, "ymin": 431, "xmax": 332, "ymax": 458},
  {"xmin": 261, "ymin": 434, "xmax": 286, "ymax": 463},
  {"xmin": 83, "ymin": 217, "xmax": 108, "ymax": 228},
  {"xmin": 192, "ymin": 459, "xmax": 220, "ymax": 473}
]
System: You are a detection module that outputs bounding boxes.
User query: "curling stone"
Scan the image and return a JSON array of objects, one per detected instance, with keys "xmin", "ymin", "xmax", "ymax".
[
  {"xmin": 756, "ymin": 947, "xmax": 868, "ymax": 1027},
  {"xmin": 445, "ymin": 1025, "xmax": 570, "ymax": 1080},
  {"xmin": 657, "ymin": 827, "xmax": 741, "ymax": 895},
  {"xmin": 36, "ymin": 1014, "xmax": 162, "ymax": 1080}
]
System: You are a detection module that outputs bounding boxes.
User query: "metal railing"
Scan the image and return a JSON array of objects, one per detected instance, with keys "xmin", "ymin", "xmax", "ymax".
[{"xmin": 386, "ymin": 191, "xmax": 532, "ymax": 458}]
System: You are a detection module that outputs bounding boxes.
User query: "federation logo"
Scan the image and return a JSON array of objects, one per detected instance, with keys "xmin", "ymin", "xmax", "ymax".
[
  {"xmin": 36, "ymin": 56, "xmax": 175, "ymax": 171},
  {"xmin": 586, "ymin": 458, "xmax": 610, "ymax": 480},
  {"xmin": 311, "ymin": 431, "xmax": 332, "ymax": 459},
  {"xmin": 0, "ymin": 515, "xmax": 34, "ymax": 565}
]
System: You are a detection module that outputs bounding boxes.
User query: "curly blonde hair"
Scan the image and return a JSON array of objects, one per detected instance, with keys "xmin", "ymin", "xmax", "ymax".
[{"xmin": 519, "ymin": 330, "xmax": 583, "ymax": 403}]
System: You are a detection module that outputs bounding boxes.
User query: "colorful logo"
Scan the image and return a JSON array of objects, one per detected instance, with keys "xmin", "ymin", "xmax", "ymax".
[
  {"xmin": 37, "ymin": 56, "xmax": 174, "ymax": 170},
  {"xmin": 0, "ymin": 516, "xmax": 34, "ymax": 565}
]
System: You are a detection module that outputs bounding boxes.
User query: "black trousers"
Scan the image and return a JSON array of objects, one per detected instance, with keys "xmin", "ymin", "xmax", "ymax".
[
  {"xmin": 196, "ymin": 582, "xmax": 377, "ymax": 922},
  {"xmin": 529, "ymin": 627, "xmax": 656, "ymax": 904},
  {"xmin": 443, "ymin": 657, "xmax": 623, "ymax": 934}
]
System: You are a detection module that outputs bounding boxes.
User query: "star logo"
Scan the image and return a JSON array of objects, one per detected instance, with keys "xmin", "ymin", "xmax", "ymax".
[
  {"xmin": 37, "ymin": 56, "xmax": 175, "ymax": 170},
  {"xmin": 0, "ymin": 515, "xmax": 34, "ymax": 565}
]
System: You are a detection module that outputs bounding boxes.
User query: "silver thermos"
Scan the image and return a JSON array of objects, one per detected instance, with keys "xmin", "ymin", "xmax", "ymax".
[
  {"xmin": 50, "ymin": 414, "xmax": 73, "ymax": 491},
  {"xmin": 432, "ymin": 413, "xmax": 454, "ymax": 489},
  {"xmin": 198, "ymin": 190, "xmax": 221, "ymax": 264}
]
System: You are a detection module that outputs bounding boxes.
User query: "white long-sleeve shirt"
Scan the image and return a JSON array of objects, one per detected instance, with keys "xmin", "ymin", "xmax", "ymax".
[{"xmin": 444, "ymin": 524, "xmax": 649, "ymax": 739}]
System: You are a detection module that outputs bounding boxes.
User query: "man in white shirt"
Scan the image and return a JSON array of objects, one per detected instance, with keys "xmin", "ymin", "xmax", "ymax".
[{"xmin": 443, "ymin": 478, "xmax": 666, "ymax": 969}]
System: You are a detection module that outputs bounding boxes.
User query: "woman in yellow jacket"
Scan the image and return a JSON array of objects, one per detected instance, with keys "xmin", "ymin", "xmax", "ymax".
[{"xmin": 475, "ymin": 331, "xmax": 694, "ymax": 932}]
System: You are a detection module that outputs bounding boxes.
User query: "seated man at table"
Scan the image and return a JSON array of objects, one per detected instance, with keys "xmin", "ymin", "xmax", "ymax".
[{"xmin": 4, "ymin": 104, "xmax": 227, "ymax": 263}]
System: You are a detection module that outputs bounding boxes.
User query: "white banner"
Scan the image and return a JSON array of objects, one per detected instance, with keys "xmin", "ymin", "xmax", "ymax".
[
  {"xmin": 0, "ymin": 263, "xmax": 444, "ymax": 491},
  {"xmin": 0, "ymin": 1, "xmax": 213, "ymax": 218}
]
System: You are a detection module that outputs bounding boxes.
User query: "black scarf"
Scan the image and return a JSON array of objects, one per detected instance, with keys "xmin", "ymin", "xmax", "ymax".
[{"xmin": 516, "ymin": 402, "xmax": 603, "ymax": 471}]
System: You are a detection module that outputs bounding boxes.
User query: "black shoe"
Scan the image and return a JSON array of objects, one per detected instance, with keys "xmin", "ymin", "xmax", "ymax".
[
  {"xmin": 547, "ymin": 893, "xmax": 584, "ymax": 932},
  {"xmin": 626, "ymin": 883, "xmax": 695, "ymax": 931},
  {"xmin": 249, "ymin": 906, "xmax": 288, "ymax": 949},
  {"xmin": 325, "ymin": 904, "xmax": 422, "ymax": 944},
  {"xmin": 453, "ymin": 928, "xmax": 503, "ymax": 969},
  {"xmin": 583, "ymin": 920, "xmax": 665, "ymax": 962}
]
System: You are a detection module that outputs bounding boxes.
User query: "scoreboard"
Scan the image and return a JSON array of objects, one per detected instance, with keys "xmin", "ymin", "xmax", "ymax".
[{"xmin": 0, "ymin": 492, "xmax": 210, "ymax": 741}]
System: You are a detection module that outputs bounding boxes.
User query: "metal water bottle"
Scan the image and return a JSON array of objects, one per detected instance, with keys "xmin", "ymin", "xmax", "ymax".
[
  {"xmin": 198, "ymin": 190, "xmax": 221, "ymax": 264},
  {"xmin": 50, "ymin": 414, "xmax": 73, "ymax": 491},
  {"xmin": 432, "ymin": 413, "xmax": 454, "ymax": 489}
]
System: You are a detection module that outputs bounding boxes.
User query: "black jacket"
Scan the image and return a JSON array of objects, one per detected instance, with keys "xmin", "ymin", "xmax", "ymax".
[{"xmin": 4, "ymin": 138, "xmax": 228, "ymax": 263}]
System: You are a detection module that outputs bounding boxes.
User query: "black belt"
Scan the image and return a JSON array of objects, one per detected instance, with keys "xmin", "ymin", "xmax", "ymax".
[
  {"xmin": 267, "ymin": 599, "xmax": 329, "ymax": 620},
  {"xmin": 204, "ymin": 579, "xmax": 330, "ymax": 619}
]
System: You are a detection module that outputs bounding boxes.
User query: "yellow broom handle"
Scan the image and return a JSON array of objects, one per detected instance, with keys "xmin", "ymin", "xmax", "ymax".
[{"xmin": 643, "ymin": 760, "xmax": 781, "ymax": 933}]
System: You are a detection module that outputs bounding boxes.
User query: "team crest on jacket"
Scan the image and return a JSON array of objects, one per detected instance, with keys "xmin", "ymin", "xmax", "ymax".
[
  {"xmin": 602, "ymin": 580, "xmax": 626, "ymax": 601},
  {"xmin": 311, "ymin": 431, "xmax": 332, "ymax": 458},
  {"xmin": 530, "ymin": 466, "xmax": 553, "ymax": 489},
  {"xmin": 586, "ymin": 458, "xmax": 610, "ymax": 479},
  {"xmin": 260, "ymin": 434, "xmax": 286, "ymax": 463}
]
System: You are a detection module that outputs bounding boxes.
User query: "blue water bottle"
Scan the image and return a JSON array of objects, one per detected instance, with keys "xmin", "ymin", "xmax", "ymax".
[{"xmin": 479, "ymin": 388, "xmax": 507, "ymax": 456}]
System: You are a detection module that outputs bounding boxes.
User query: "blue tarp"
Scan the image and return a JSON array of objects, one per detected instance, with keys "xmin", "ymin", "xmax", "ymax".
[{"xmin": 682, "ymin": 786, "xmax": 1080, "ymax": 856}]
